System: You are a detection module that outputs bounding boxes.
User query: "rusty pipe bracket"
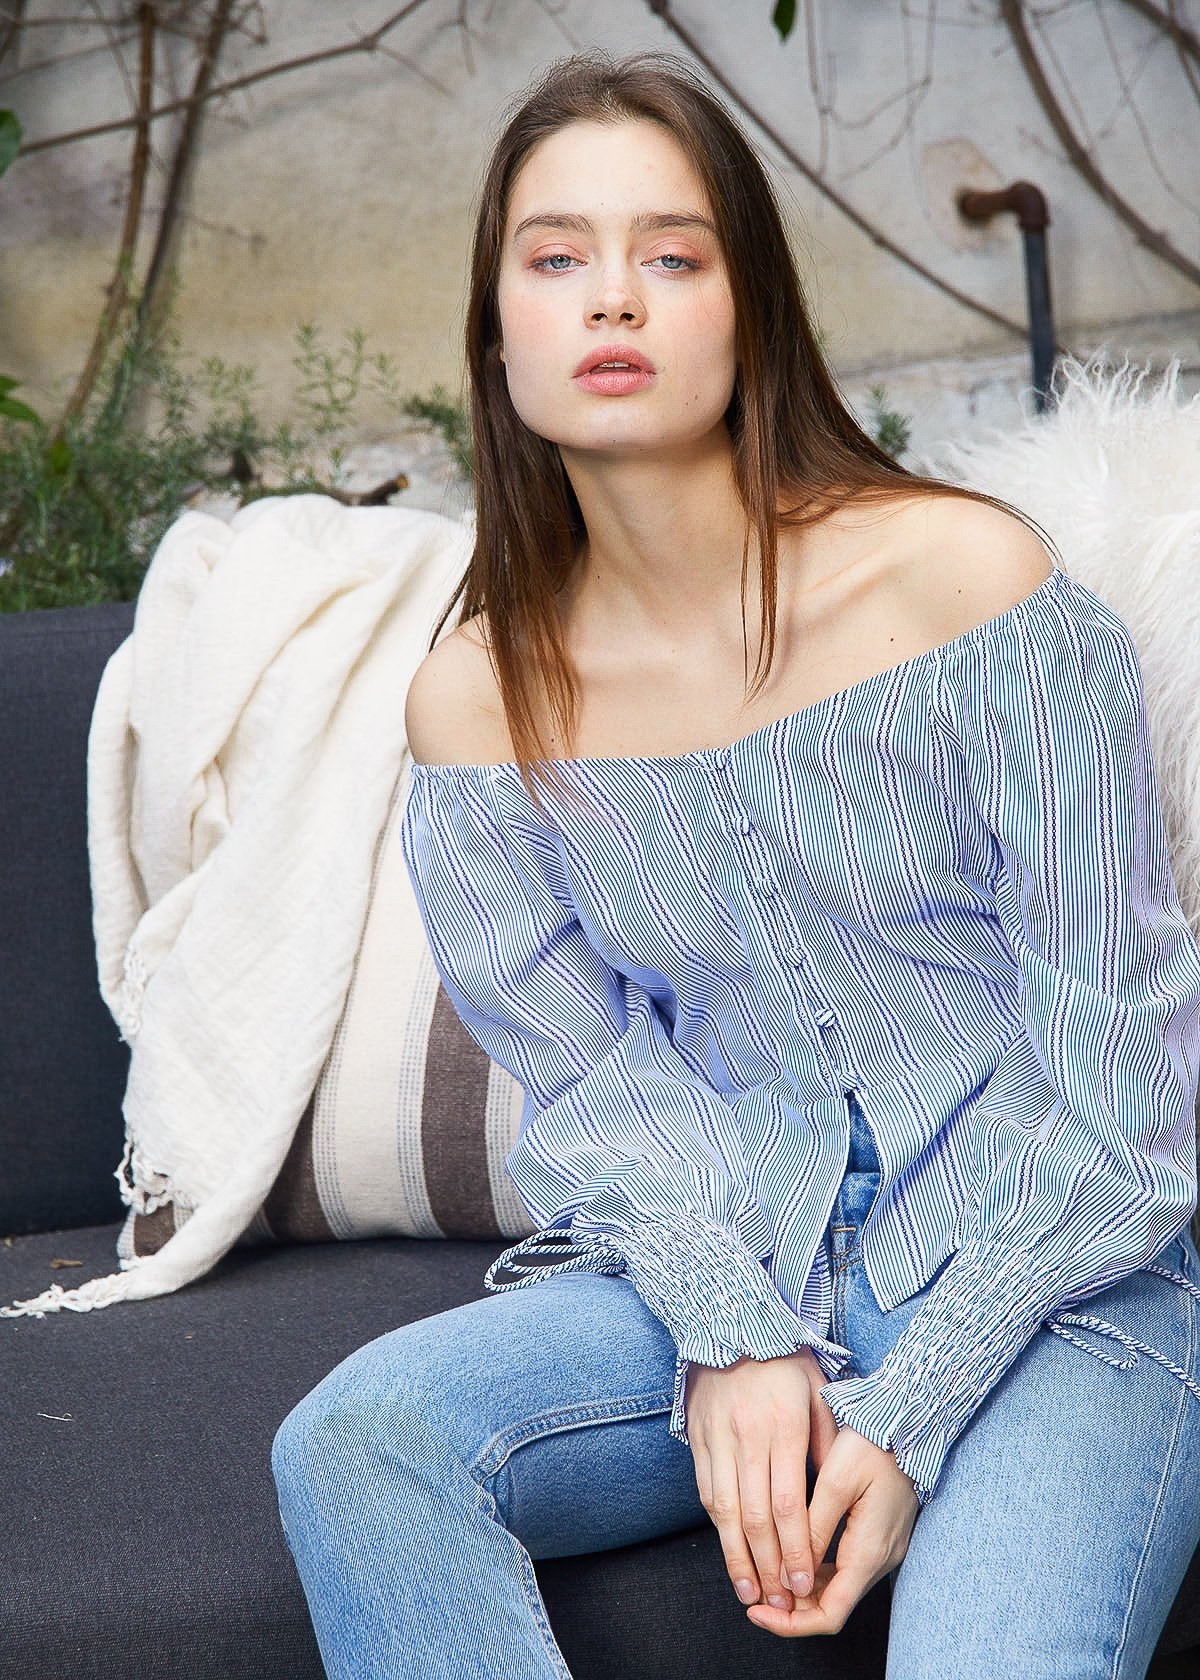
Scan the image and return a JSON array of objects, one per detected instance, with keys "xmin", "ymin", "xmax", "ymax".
[
  {"xmin": 957, "ymin": 181, "xmax": 1050, "ymax": 235},
  {"xmin": 956, "ymin": 179, "xmax": 1056, "ymax": 412}
]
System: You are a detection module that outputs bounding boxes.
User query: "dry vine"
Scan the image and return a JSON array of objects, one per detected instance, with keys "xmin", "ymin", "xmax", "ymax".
[
  {"xmin": 13, "ymin": 0, "xmax": 440, "ymax": 154},
  {"xmin": 58, "ymin": 1, "xmax": 155, "ymax": 424},
  {"xmin": 1003, "ymin": 0, "xmax": 1200, "ymax": 292},
  {"xmin": 645, "ymin": 0, "xmax": 1036, "ymax": 346}
]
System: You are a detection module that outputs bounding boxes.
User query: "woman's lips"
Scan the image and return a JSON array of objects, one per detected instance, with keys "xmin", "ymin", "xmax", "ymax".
[
  {"xmin": 573, "ymin": 362, "xmax": 656, "ymax": 396},
  {"xmin": 572, "ymin": 346, "xmax": 656, "ymax": 395}
]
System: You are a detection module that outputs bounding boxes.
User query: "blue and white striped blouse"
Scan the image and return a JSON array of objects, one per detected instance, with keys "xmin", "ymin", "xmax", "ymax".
[{"xmin": 400, "ymin": 563, "xmax": 1200, "ymax": 1505}]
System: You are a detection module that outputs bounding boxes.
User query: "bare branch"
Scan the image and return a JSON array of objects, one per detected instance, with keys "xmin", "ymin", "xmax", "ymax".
[
  {"xmin": 645, "ymin": 0, "xmax": 1034, "ymax": 343},
  {"xmin": 59, "ymin": 1, "xmax": 157, "ymax": 425},
  {"xmin": 1166, "ymin": 0, "xmax": 1200, "ymax": 100},
  {"xmin": 0, "ymin": 0, "xmax": 27, "ymax": 69},
  {"xmin": 137, "ymin": 0, "xmax": 237, "ymax": 338},
  {"xmin": 86, "ymin": 0, "xmax": 139, "ymax": 119},
  {"xmin": 1117, "ymin": 0, "xmax": 1200, "ymax": 67},
  {"xmin": 0, "ymin": 28, "xmax": 137, "ymax": 92},
  {"xmin": 1094, "ymin": 0, "xmax": 1200, "ymax": 219},
  {"xmin": 0, "ymin": 7, "xmax": 117, "ymax": 24},
  {"xmin": 18, "ymin": 0, "xmax": 436, "ymax": 156},
  {"xmin": 1001, "ymin": 0, "xmax": 1200, "ymax": 291},
  {"xmin": 829, "ymin": 0, "xmax": 937, "ymax": 187}
]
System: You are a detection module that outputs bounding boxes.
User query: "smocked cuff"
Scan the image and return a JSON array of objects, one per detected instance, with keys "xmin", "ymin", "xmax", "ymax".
[
  {"xmin": 485, "ymin": 1209, "xmax": 854, "ymax": 1447},
  {"xmin": 817, "ymin": 1233, "xmax": 1055, "ymax": 1506}
]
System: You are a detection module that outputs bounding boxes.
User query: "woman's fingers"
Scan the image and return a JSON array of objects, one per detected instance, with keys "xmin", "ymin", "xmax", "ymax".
[
  {"xmin": 688, "ymin": 1355, "xmax": 818, "ymax": 1609},
  {"xmin": 746, "ymin": 1480, "xmax": 876, "ymax": 1636},
  {"xmin": 737, "ymin": 1426, "xmax": 814, "ymax": 1607},
  {"xmin": 702, "ymin": 1438, "xmax": 776, "ymax": 1606},
  {"xmin": 745, "ymin": 1429, "xmax": 919, "ymax": 1639},
  {"xmin": 747, "ymin": 1552, "xmax": 877, "ymax": 1636},
  {"xmin": 767, "ymin": 1430, "xmax": 814, "ymax": 1597}
]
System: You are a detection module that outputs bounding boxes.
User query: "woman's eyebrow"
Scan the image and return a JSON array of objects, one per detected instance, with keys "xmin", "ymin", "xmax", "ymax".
[{"xmin": 511, "ymin": 210, "xmax": 717, "ymax": 241}]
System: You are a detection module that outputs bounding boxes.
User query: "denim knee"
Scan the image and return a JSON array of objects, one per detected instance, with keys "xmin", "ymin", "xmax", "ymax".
[
  {"xmin": 270, "ymin": 1377, "xmax": 379, "ymax": 1514},
  {"xmin": 271, "ymin": 1389, "xmax": 324, "ymax": 1522}
]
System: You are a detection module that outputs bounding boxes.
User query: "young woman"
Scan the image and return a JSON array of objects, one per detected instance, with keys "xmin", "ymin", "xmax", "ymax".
[{"xmin": 272, "ymin": 51, "xmax": 1200, "ymax": 1679}]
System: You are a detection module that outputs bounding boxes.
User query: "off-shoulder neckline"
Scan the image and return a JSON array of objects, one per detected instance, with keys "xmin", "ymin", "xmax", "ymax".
[{"xmin": 411, "ymin": 563, "xmax": 1071, "ymax": 779}]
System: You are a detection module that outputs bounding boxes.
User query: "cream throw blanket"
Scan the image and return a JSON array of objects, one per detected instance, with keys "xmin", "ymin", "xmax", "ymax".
[{"xmin": 4, "ymin": 493, "xmax": 472, "ymax": 1316}]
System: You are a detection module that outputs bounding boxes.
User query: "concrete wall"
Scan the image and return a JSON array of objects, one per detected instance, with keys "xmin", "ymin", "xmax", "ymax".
[{"xmin": 4, "ymin": 0, "xmax": 1199, "ymax": 464}]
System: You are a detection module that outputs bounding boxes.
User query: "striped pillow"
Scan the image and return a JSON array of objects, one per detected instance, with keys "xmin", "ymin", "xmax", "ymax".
[{"xmin": 121, "ymin": 760, "xmax": 537, "ymax": 1256}]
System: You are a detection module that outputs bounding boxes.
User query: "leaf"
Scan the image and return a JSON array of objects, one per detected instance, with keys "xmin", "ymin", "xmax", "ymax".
[
  {"xmin": 47, "ymin": 436, "xmax": 72, "ymax": 476},
  {"xmin": 772, "ymin": 0, "xmax": 797, "ymax": 41},
  {"xmin": 0, "ymin": 380, "xmax": 39, "ymax": 425},
  {"xmin": 49, "ymin": 1257, "xmax": 83, "ymax": 1269},
  {"xmin": 0, "ymin": 110, "xmax": 21, "ymax": 178}
]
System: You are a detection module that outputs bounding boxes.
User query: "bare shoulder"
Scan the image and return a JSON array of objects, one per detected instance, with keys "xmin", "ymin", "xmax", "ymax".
[
  {"xmin": 884, "ymin": 491, "xmax": 1056, "ymax": 643},
  {"xmin": 404, "ymin": 613, "xmax": 516, "ymax": 767}
]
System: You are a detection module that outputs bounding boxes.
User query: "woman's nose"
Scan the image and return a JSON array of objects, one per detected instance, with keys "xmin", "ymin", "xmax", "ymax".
[{"xmin": 586, "ymin": 271, "xmax": 647, "ymax": 327}]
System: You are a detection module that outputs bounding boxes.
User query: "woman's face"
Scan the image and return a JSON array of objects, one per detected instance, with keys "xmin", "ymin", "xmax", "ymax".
[{"xmin": 495, "ymin": 118, "xmax": 737, "ymax": 463}]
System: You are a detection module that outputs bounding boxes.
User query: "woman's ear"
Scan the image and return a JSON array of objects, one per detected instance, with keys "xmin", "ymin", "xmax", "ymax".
[{"xmin": 498, "ymin": 344, "xmax": 505, "ymax": 364}]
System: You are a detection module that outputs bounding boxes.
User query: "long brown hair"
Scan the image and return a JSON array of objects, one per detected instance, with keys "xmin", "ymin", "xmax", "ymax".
[{"xmin": 431, "ymin": 49, "xmax": 1045, "ymax": 812}]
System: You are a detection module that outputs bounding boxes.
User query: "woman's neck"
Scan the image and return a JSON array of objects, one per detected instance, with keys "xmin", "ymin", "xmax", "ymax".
[{"xmin": 558, "ymin": 431, "xmax": 764, "ymax": 646}]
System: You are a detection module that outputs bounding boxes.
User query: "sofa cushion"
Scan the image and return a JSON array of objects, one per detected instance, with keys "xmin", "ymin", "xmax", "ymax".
[
  {"xmin": 0, "ymin": 604, "xmax": 133, "ymax": 1235},
  {"xmin": 1, "ymin": 1227, "xmax": 899, "ymax": 1680}
]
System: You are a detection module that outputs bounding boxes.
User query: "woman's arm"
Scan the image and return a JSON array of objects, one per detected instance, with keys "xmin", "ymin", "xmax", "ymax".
[{"xmin": 816, "ymin": 557, "xmax": 1200, "ymax": 1507}]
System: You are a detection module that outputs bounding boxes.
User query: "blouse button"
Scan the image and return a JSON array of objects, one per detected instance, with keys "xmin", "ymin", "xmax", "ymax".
[
  {"xmin": 736, "ymin": 813, "xmax": 753, "ymax": 836},
  {"xmin": 785, "ymin": 944, "xmax": 806, "ymax": 967},
  {"xmin": 839, "ymin": 1068, "xmax": 863, "ymax": 1091},
  {"xmin": 751, "ymin": 873, "xmax": 775, "ymax": 897},
  {"xmin": 814, "ymin": 1006, "xmax": 835, "ymax": 1026}
]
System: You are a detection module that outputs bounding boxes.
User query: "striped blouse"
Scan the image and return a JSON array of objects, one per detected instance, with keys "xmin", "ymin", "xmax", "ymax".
[{"xmin": 400, "ymin": 563, "xmax": 1200, "ymax": 1505}]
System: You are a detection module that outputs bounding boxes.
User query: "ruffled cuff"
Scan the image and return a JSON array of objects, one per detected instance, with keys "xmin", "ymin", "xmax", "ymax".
[
  {"xmin": 485, "ymin": 1208, "xmax": 854, "ymax": 1446},
  {"xmin": 817, "ymin": 1233, "xmax": 1056, "ymax": 1506}
]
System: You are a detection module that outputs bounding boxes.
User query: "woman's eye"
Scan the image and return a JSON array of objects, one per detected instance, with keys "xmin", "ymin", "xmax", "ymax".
[
  {"xmin": 531, "ymin": 253, "xmax": 579, "ymax": 272},
  {"xmin": 651, "ymin": 253, "xmax": 698, "ymax": 271}
]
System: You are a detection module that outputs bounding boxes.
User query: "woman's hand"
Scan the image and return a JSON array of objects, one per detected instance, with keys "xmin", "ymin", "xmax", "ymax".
[
  {"xmin": 745, "ymin": 1426, "xmax": 919, "ymax": 1637},
  {"xmin": 686, "ymin": 1349, "xmax": 839, "ymax": 1616}
]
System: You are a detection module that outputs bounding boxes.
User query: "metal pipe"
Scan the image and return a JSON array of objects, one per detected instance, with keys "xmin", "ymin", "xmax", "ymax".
[{"xmin": 958, "ymin": 181, "xmax": 1056, "ymax": 412}]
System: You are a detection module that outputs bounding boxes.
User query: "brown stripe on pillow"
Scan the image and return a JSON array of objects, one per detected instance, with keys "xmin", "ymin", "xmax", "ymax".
[
  {"xmin": 262, "ymin": 1092, "xmax": 335, "ymax": 1242},
  {"xmin": 124, "ymin": 1201, "xmax": 179, "ymax": 1257},
  {"xmin": 421, "ymin": 984, "xmax": 506, "ymax": 1239}
]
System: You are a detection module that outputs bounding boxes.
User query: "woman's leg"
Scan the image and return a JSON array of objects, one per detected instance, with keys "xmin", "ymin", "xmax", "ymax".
[
  {"xmin": 884, "ymin": 1226, "xmax": 1200, "ymax": 1679},
  {"xmin": 271, "ymin": 1269, "xmax": 707, "ymax": 1680},
  {"xmin": 833, "ymin": 1097, "xmax": 1200, "ymax": 1680}
]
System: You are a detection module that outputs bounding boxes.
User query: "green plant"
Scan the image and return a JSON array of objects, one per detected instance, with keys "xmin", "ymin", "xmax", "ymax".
[
  {"xmin": 399, "ymin": 384, "xmax": 473, "ymax": 478},
  {"xmin": 864, "ymin": 382, "xmax": 912, "ymax": 462},
  {"xmin": 0, "ymin": 108, "xmax": 19, "ymax": 176},
  {"xmin": 0, "ymin": 306, "xmax": 458, "ymax": 612},
  {"xmin": 363, "ymin": 343, "xmax": 471, "ymax": 479},
  {"xmin": 0, "ymin": 109, "xmax": 37, "ymax": 429},
  {"xmin": 772, "ymin": 1, "xmax": 797, "ymax": 41},
  {"xmin": 0, "ymin": 376, "xmax": 38, "ymax": 426}
]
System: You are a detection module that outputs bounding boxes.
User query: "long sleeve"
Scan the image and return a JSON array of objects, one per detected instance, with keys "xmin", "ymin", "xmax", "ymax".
[
  {"xmin": 401, "ymin": 765, "xmax": 854, "ymax": 1445},
  {"xmin": 819, "ymin": 575, "xmax": 1200, "ymax": 1504}
]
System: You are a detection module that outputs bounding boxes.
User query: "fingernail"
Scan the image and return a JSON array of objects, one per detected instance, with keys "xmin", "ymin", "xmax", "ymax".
[
  {"xmin": 767, "ymin": 1594, "xmax": 790, "ymax": 1610},
  {"xmin": 789, "ymin": 1571, "xmax": 811, "ymax": 1595},
  {"xmin": 735, "ymin": 1579, "xmax": 757, "ymax": 1604}
]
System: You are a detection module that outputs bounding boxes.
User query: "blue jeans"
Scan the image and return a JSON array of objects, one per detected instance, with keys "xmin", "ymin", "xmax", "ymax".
[{"xmin": 272, "ymin": 1096, "xmax": 1200, "ymax": 1678}]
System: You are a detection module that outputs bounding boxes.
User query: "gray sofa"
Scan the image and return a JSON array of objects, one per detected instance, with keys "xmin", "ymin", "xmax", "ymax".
[{"xmin": 2, "ymin": 599, "xmax": 1197, "ymax": 1680}]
